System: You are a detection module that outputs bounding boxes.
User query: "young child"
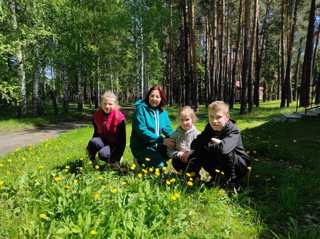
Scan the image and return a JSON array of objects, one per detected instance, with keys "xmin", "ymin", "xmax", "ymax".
[
  {"xmin": 190, "ymin": 101, "xmax": 250, "ymax": 189},
  {"xmin": 168, "ymin": 106, "xmax": 200, "ymax": 173},
  {"xmin": 87, "ymin": 91, "xmax": 126, "ymax": 169}
]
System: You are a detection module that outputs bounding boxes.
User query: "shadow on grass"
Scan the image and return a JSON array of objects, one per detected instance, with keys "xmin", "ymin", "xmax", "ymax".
[{"xmin": 237, "ymin": 118, "xmax": 320, "ymax": 238}]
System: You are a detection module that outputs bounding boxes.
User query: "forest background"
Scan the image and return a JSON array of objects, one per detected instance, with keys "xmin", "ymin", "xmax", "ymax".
[{"xmin": 1, "ymin": 0, "xmax": 320, "ymax": 115}]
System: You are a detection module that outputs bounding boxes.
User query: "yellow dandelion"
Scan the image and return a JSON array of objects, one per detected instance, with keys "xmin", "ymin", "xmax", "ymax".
[
  {"xmin": 166, "ymin": 179, "xmax": 171, "ymax": 186},
  {"xmin": 121, "ymin": 181, "xmax": 127, "ymax": 186},
  {"xmin": 162, "ymin": 167, "xmax": 168, "ymax": 174},
  {"xmin": 167, "ymin": 158, "xmax": 172, "ymax": 164},
  {"xmin": 247, "ymin": 166, "xmax": 252, "ymax": 171},
  {"xmin": 188, "ymin": 177, "xmax": 193, "ymax": 181},
  {"xmin": 39, "ymin": 213, "xmax": 49, "ymax": 220},
  {"xmin": 74, "ymin": 179, "xmax": 79, "ymax": 184},
  {"xmin": 187, "ymin": 181, "xmax": 193, "ymax": 187},
  {"xmin": 64, "ymin": 169, "xmax": 69, "ymax": 173},
  {"xmin": 93, "ymin": 192, "xmax": 101, "ymax": 201},
  {"xmin": 0, "ymin": 180, "xmax": 4, "ymax": 187},
  {"xmin": 79, "ymin": 167, "xmax": 83, "ymax": 171},
  {"xmin": 65, "ymin": 165, "xmax": 70, "ymax": 169},
  {"xmin": 215, "ymin": 169, "xmax": 220, "ymax": 173},
  {"xmin": 142, "ymin": 169, "xmax": 148, "ymax": 174},
  {"xmin": 170, "ymin": 178, "xmax": 176, "ymax": 183},
  {"xmin": 95, "ymin": 165, "xmax": 100, "ymax": 170},
  {"xmin": 130, "ymin": 164, "xmax": 136, "ymax": 170},
  {"xmin": 111, "ymin": 188, "xmax": 118, "ymax": 193},
  {"xmin": 137, "ymin": 173, "xmax": 143, "ymax": 178},
  {"xmin": 79, "ymin": 157, "xmax": 84, "ymax": 161},
  {"xmin": 142, "ymin": 164, "xmax": 146, "ymax": 168},
  {"xmin": 221, "ymin": 171, "xmax": 225, "ymax": 175},
  {"xmin": 155, "ymin": 169, "xmax": 160, "ymax": 177},
  {"xmin": 149, "ymin": 167, "xmax": 154, "ymax": 173},
  {"xmin": 96, "ymin": 176, "xmax": 104, "ymax": 180},
  {"xmin": 145, "ymin": 157, "xmax": 151, "ymax": 162},
  {"xmin": 64, "ymin": 185, "xmax": 70, "ymax": 190},
  {"xmin": 54, "ymin": 176, "xmax": 62, "ymax": 182},
  {"xmin": 90, "ymin": 229, "xmax": 97, "ymax": 235},
  {"xmin": 186, "ymin": 172, "xmax": 191, "ymax": 177}
]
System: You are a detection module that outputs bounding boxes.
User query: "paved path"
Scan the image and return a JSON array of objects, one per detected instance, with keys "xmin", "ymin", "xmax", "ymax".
[{"xmin": 0, "ymin": 122, "xmax": 88, "ymax": 157}]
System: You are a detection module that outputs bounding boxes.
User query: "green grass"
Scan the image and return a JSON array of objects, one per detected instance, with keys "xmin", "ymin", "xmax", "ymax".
[{"xmin": 0, "ymin": 100, "xmax": 319, "ymax": 238}]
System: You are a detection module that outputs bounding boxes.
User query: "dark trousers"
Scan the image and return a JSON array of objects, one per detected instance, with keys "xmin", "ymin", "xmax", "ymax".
[
  {"xmin": 87, "ymin": 137, "xmax": 112, "ymax": 162},
  {"xmin": 176, "ymin": 150, "xmax": 248, "ymax": 181}
]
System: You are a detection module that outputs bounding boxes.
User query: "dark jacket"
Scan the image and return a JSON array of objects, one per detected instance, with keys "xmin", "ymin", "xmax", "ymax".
[
  {"xmin": 191, "ymin": 121, "xmax": 250, "ymax": 166},
  {"xmin": 92, "ymin": 109, "xmax": 126, "ymax": 162}
]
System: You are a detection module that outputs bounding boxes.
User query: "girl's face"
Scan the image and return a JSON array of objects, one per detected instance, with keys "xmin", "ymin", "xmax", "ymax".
[
  {"xmin": 208, "ymin": 110, "xmax": 229, "ymax": 131},
  {"xmin": 101, "ymin": 97, "xmax": 115, "ymax": 113},
  {"xmin": 180, "ymin": 113, "xmax": 193, "ymax": 131},
  {"xmin": 148, "ymin": 90, "xmax": 161, "ymax": 108}
]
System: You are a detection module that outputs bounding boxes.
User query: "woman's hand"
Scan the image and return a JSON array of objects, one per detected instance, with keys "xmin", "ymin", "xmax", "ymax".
[{"xmin": 163, "ymin": 138, "xmax": 175, "ymax": 148}]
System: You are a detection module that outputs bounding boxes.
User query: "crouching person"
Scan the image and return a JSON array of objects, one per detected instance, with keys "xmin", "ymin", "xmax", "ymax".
[
  {"xmin": 190, "ymin": 101, "xmax": 250, "ymax": 190},
  {"xmin": 87, "ymin": 91, "xmax": 126, "ymax": 170}
]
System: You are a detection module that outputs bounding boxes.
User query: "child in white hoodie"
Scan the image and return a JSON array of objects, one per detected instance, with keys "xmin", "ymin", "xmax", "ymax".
[{"xmin": 168, "ymin": 106, "xmax": 200, "ymax": 173}]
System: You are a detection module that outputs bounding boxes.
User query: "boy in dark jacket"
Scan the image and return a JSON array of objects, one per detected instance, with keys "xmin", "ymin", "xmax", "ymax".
[{"xmin": 189, "ymin": 101, "xmax": 250, "ymax": 189}]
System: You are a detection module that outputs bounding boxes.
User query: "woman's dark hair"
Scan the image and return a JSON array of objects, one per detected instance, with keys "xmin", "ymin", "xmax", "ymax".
[{"xmin": 145, "ymin": 85, "xmax": 167, "ymax": 110}]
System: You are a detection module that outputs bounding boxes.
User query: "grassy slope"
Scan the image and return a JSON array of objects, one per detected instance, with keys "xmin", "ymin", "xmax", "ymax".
[{"xmin": 0, "ymin": 101, "xmax": 319, "ymax": 238}]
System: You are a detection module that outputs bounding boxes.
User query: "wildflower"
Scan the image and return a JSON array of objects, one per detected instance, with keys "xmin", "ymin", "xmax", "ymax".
[
  {"xmin": 65, "ymin": 165, "xmax": 70, "ymax": 169},
  {"xmin": 64, "ymin": 169, "xmax": 69, "ymax": 173},
  {"xmin": 221, "ymin": 171, "xmax": 225, "ymax": 175},
  {"xmin": 121, "ymin": 181, "xmax": 127, "ymax": 186},
  {"xmin": 186, "ymin": 173, "xmax": 191, "ymax": 177},
  {"xmin": 0, "ymin": 180, "xmax": 4, "ymax": 187},
  {"xmin": 162, "ymin": 167, "xmax": 168, "ymax": 174},
  {"xmin": 166, "ymin": 179, "xmax": 171, "ymax": 186},
  {"xmin": 111, "ymin": 188, "xmax": 118, "ymax": 193},
  {"xmin": 64, "ymin": 185, "xmax": 70, "ymax": 190},
  {"xmin": 155, "ymin": 168, "xmax": 160, "ymax": 177},
  {"xmin": 95, "ymin": 165, "xmax": 100, "ymax": 170},
  {"xmin": 90, "ymin": 229, "xmax": 97, "ymax": 235},
  {"xmin": 171, "ymin": 192, "xmax": 180, "ymax": 201},
  {"xmin": 188, "ymin": 177, "xmax": 193, "ymax": 181},
  {"xmin": 54, "ymin": 176, "xmax": 62, "ymax": 182},
  {"xmin": 215, "ymin": 169, "xmax": 221, "ymax": 174},
  {"xmin": 130, "ymin": 164, "xmax": 136, "ymax": 170},
  {"xmin": 142, "ymin": 164, "xmax": 146, "ymax": 168},
  {"xmin": 167, "ymin": 158, "xmax": 172, "ymax": 164},
  {"xmin": 170, "ymin": 178, "xmax": 176, "ymax": 184},
  {"xmin": 137, "ymin": 173, "xmax": 143, "ymax": 178},
  {"xmin": 39, "ymin": 213, "xmax": 49, "ymax": 220},
  {"xmin": 145, "ymin": 157, "xmax": 151, "ymax": 162},
  {"xmin": 93, "ymin": 192, "xmax": 101, "ymax": 201},
  {"xmin": 149, "ymin": 167, "xmax": 154, "ymax": 173},
  {"xmin": 79, "ymin": 157, "xmax": 84, "ymax": 161},
  {"xmin": 96, "ymin": 176, "xmax": 104, "ymax": 180},
  {"xmin": 187, "ymin": 181, "xmax": 193, "ymax": 187},
  {"xmin": 74, "ymin": 179, "xmax": 79, "ymax": 184},
  {"xmin": 142, "ymin": 169, "xmax": 148, "ymax": 174}
]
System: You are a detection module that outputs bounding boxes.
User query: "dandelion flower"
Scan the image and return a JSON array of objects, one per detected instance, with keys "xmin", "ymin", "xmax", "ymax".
[
  {"xmin": 170, "ymin": 178, "xmax": 176, "ymax": 183},
  {"xmin": 155, "ymin": 169, "xmax": 160, "ymax": 177},
  {"xmin": 142, "ymin": 169, "xmax": 148, "ymax": 174},
  {"xmin": 145, "ymin": 157, "xmax": 151, "ymax": 162},
  {"xmin": 166, "ymin": 180, "xmax": 171, "ymax": 186},
  {"xmin": 215, "ymin": 169, "xmax": 220, "ymax": 173},
  {"xmin": 138, "ymin": 173, "xmax": 143, "ymax": 178},
  {"xmin": 39, "ymin": 213, "xmax": 49, "ymax": 220},
  {"xmin": 64, "ymin": 185, "xmax": 70, "ymax": 190},
  {"xmin": 187, "ymin": 181, "xmax": 193, "ymax": 187},
  {"xmin": 121, "ymin": 181, "xmax": 127, "ymax": 186},
  {"xmin": 74, "ymin": 179, "xmax": 79, "ymax": 184},
  {"xmin": 54, "ymin": 176, "xmax": 62, "ymax": 182},
  {"xmin": 221, "ymin": 171, "xmax": 225, "ymax": 175},
  {"xmin": 96, "ymin": 176, "xmax": 104, "ymax": 180},
  {"xmin": 65, "ymin": 165, "xmax": 70, "ymax": 169},
  {"xmin": 0, "ymin": 180, "xmax": 4, "ymax": 187},
  {"xmin": 90, "ymin": 229, "xmax": 97, "ymax": 235},
  {"xmin": 111, "ymin": 188, "xmax": 118, "ymax": 193},
  {"xmin": 79, "ymin": 157, "xmax": 84, "ymax": 161},
  {"xmin": 95, "ymin": 165, "xmax": 100, "ymax": 170},
  {"xmin": 93, "ymin": 192, "xmax": 101, "ymax": 201},
  {"xmin": 149, "ymin": 167, "xmax": 154, "ymax": 173},
  {"xmin": 130, "ymin": 164, "xmax": 136, "ymax": 170}
]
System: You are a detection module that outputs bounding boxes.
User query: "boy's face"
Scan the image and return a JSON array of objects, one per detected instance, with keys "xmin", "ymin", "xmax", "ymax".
[{"xmin": 208, "ymin": 109, "xmax": 229, "ymax": 131}]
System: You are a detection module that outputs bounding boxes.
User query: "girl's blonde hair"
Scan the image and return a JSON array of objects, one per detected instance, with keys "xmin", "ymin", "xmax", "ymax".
[
  {"xmin": 208, "ymin": 101, "xmax": 230, "ymax": 118},
  {"xmin": 101, "ymin": 91, "xmax": 120, "ymax": 109},
  {"xmin": 179, "ymin": 106, "xmax": 197, "ymax": 123}
]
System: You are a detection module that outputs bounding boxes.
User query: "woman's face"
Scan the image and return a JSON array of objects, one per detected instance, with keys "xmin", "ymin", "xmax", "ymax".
[
  {"xmin": 148, "ymin": 90, "xmax": 161, "ymax": 108},
  {"xmin": 101, "ymin": 97, "xmax": 115, "ymax": 113}
]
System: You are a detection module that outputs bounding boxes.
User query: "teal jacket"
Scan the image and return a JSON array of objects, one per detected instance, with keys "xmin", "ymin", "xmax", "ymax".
[{"xmin": 130, "ymin": 99, "xmax": 173, "ymax": 150}]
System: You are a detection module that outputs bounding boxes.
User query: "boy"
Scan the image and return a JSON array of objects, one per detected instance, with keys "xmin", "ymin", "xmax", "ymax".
[{"xmin": 189, "ymin": 101, "xmax": 250, "ymax": 189}]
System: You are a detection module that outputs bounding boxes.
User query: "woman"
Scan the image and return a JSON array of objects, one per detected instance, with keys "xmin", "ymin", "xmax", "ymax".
[
  {"xmin": 130, "ymin": 86, "xmax": 175, "ymax": 168},
  {"xmin": 87, "ymin": 91, "xmax": 126, "ymax": 169}
]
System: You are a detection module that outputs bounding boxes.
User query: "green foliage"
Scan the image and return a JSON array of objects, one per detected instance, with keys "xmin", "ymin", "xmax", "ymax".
[{"xmin": 0, "ymin": 81, "xmax": 20, "ymax": 105}]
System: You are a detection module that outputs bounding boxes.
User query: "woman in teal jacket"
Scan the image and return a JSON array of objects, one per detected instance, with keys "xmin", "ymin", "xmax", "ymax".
[{"xmin": 130, "ymin": 86, "xmax": 175, "ymax": 168}]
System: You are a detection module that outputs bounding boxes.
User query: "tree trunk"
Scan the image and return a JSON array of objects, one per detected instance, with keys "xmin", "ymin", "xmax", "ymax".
[
  {"xmin": 33, "ymin": 41, "xmax": 43, "ymax": 116},
  {"xmin": 9, "ymin": 0, "xmax": 27, "ymax": 116},
  {"xmin": 240, "ymin": 0, "xmax": 251, "ymax": 114},
  {"xmin": 300, "ymin": 0, "xmax": 316, "ymax": 107}
]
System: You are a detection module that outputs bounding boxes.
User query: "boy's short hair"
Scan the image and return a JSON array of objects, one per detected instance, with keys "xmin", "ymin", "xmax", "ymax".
[
  {"xmin": 179, "ymin": 106, "xmax": 197, "ymax": 123},
  {"xmin": 208, "ymin": 101, "xmax": 230, "ymax": 118},
  {"xmin": 101, "ymin": 91, "xmax": 120, "ymax": 109}
]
